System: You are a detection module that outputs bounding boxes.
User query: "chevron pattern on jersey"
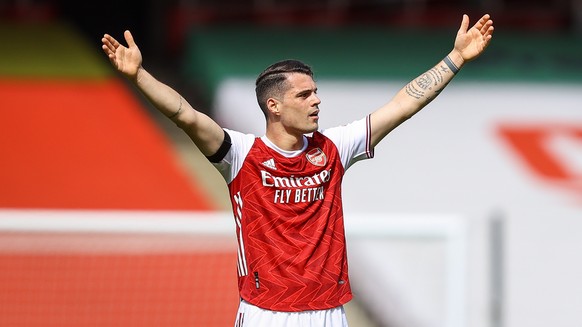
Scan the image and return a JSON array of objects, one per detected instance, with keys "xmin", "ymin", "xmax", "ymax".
[{"xmin": 229, "ymin": 133, "xmax": 353, "ymax": 311}]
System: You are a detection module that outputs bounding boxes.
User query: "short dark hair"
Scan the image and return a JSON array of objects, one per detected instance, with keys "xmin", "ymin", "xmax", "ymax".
[{"xmin": 255, "ymin": 59, "xmax": 314, "ymax": 116}]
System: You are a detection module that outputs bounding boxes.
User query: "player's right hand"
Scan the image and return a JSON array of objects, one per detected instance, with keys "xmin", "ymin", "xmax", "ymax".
[{"xmin": 101, "ymin": 30, "xmax": 142, "ymax": 80}]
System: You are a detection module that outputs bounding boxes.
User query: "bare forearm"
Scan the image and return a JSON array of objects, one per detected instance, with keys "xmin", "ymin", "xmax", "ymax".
[
  {"xmin": 102, "ymin": 31, "xmax": 225, "ymax": 156},
  {"xmin": 400, "ymin": 51, "xmax": 463, "ymax": 115},
  {"xmin": 369, "ymin": 14, "xmax": 493, "ymax": 147},
  {"xmin": 131, "ymin": 66, "xmax": 225, "ymax": 156},
  {"xmin": 369, "ymin": 51, "xmax": 464, "ymax": 146},
  {"xmin": 134, "ymin": 67, "xmax": 183, "ymax": 118}
]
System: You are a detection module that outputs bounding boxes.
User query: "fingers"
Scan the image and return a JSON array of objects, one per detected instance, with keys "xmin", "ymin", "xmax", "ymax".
[
  {"xmin": 124, "ymin": 30, "xmax": 137, "ymax": 48},
  {"xmin": 482, "ymin": 19, "xmax": 495, "ymax": 39},
  {"xmin": 458, "ymin": 14, "xmax": 470, "ymax": 35},
  {"xmin": 101, "ymin": 34, "xmax": 118, "ymax": 58},
  {"xmin": 474, "ymin": 14, "xmax": 490, "ymax": 30},
  {"xmin": 475, "ymin": 14, "xmax": 494, "ymax": 36}
]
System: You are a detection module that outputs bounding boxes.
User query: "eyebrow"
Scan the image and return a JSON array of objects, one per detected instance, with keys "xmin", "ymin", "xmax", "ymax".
[{"xmin": 295, "ymin": 88, "xmax": 317, "ymax": 97}]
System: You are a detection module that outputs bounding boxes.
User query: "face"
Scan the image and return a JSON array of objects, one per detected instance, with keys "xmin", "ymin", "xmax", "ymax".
[{"xmin": 273, "ymin": 73, "xmax": 321, "ymax": 135}]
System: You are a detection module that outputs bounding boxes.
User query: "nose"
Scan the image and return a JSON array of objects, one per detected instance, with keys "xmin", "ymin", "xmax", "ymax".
[{"xmin": 312, "ymin": 94, "xmax": 321, "ymax": 107}]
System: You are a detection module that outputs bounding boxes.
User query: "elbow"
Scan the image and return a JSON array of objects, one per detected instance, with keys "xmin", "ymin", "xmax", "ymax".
[{"xmin": 171, "ymin": 109, "xmax": 197, "ymax": 130}]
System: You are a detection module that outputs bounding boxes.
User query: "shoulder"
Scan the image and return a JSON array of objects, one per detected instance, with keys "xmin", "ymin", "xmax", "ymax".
[
  {"xmin": 320, "ymin": 116, "xmax": 371, "ymax": 144},
  {"xmin": 319, "ymin": 116, "xmax": 374, "ymax": 168},
  {"xmin": 225, "ymin": 129, "xmax": 257, "ymax": 145},
  {"xmin": 222, "ymin": 128, "xmax": 259, "ymax": 161},
  {"xmin": 211, "ymin": 129, "xmax": 258, "ymax": 182}
]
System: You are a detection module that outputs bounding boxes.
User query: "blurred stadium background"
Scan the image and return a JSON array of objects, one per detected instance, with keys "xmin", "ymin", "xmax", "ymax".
[{"xmin": 1, "ymin": 1, "xmax": 581, "ymax": 327}]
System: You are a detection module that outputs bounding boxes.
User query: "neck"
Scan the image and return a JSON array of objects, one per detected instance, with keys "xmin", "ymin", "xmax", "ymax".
[{"xmin": 265, "ymin": 129, "xmax": 305, "ymax": 151}]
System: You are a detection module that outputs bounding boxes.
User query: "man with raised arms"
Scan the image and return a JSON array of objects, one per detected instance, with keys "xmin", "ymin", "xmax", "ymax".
[{"xmin": 102, "ymin": 14, "xmax": 494, "ymax": 327}]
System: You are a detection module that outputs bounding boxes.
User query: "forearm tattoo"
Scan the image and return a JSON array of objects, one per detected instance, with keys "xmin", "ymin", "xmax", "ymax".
[{"xmin": 405, "ymin": 64, "xmax": 450, "ymax": 102}]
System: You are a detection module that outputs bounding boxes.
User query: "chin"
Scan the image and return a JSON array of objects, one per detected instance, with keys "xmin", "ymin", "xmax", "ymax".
[{"xmin": 297, "ymin": 122, "xmax": 319, "ymax": 135}]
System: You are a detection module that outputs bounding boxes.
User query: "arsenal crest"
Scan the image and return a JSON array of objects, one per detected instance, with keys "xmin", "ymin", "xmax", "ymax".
[{"xmin": 306, "ymin": 148, "xmax": 327, "ymax": 167}]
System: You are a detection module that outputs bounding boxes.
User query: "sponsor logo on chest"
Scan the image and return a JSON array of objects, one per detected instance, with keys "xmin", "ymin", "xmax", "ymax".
[{"xmin": 255, "ymin": 147, "xmax": 332, "ymax": 204}]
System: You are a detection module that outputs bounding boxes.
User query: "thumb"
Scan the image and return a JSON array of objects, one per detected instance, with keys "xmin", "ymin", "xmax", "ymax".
[
  {"xmin": 124, "ymin": 30, "xmax": 137, "ymax": 48},
  {"xmin": 457, "ymin": 14, "xmax": 470, "ymax": 35}
]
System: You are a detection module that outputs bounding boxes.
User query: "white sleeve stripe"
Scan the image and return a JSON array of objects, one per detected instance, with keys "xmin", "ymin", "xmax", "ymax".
[{"xmin": 233, "ymin": 192, "xmax": 248, "ymax": 277}]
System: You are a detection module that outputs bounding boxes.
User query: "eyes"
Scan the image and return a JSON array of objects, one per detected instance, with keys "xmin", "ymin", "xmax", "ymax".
[{"xmin": 296, "ymin": 88, "xmax": 318, "ymax": 99}]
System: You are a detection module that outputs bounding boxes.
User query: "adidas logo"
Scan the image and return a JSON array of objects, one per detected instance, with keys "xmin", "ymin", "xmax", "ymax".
[{"xmin": 262, "ymin": 158, "xmax": 276, "ymax": 170}]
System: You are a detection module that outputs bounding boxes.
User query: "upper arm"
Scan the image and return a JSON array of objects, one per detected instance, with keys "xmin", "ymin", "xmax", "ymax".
[{"xmin": 369, "ymin": 94, "xmax": 412, "ymax": 148}]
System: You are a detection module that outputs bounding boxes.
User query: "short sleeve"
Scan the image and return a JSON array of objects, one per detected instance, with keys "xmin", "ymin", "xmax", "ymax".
[
  {"xmin": 211, "ymin": 129, "xmax": 256, "ymax": 184},
  {"xmin": 321, "ymin": 115, "xmax": 374, "ymax": 170}
]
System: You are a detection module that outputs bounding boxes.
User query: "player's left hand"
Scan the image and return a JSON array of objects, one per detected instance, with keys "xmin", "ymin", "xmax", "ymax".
[{"xmin": 453, "ymin": 14, "xmax": 494, "ymax": 63}]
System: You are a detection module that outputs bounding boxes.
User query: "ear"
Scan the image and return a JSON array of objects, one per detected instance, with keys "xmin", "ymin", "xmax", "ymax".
[{"xmin": 266, "ymin": 98, "xmax": 280, "ymax": 115}]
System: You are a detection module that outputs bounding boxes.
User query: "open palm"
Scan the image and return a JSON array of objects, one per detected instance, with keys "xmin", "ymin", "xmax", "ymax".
[
  {"xmin": 101, "ymin": 30, "xmax": 142, "ymax": 79},
  {"xmin": 454, "ymin": 14, "xmax": 494, "ymax": 62}
]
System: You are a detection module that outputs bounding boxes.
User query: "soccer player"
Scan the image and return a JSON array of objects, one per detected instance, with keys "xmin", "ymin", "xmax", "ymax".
[{"xmin": 102, "ymin": 14, "xmax": 493, "ymax": 327}]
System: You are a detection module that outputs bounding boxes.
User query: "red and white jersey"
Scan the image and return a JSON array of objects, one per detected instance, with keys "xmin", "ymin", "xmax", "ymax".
[{"xmin": 212, "ymin": 116, "xmax": 373, "ymax": 312}]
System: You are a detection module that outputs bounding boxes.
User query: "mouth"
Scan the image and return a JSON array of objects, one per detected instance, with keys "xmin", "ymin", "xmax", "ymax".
[{"xmin": 309, "ymin": 110, "xmax": 320, "ymax": 119}]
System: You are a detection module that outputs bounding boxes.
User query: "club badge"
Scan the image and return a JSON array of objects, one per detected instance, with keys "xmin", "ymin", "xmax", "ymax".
[{"xmin": 306, "ymin": 148, "xmax": 327, "ymax": 167}]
